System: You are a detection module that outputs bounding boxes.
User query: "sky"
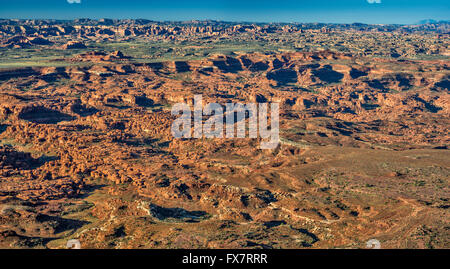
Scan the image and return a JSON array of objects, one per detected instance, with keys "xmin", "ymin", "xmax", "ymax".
[{"xmin": 0, "ymin": 0, "xmax": 448, "ymax": 24}]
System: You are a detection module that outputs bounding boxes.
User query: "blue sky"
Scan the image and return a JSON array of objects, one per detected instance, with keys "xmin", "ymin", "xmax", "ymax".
[{"xmin": 0, "ymin": 0, "xmax": 448, "ymax": 24}]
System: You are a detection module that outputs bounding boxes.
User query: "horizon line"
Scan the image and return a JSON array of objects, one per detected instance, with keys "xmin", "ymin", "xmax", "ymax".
[{"xmin": 1, "ymin": 17, "xmax": 448, "ymax": 26}]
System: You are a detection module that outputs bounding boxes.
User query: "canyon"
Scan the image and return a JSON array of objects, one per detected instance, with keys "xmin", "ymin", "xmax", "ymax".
[{"xmin": 0, "ymin": 19, "xmax": 448, "ymax": 249}]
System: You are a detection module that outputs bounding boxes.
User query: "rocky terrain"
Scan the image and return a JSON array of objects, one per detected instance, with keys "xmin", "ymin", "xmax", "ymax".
[{"xmin": 0, "ymin": 19, "xmax": 448, "ymax": 249}]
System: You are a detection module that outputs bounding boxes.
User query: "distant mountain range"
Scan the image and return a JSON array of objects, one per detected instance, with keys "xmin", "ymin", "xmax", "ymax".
[{"xmin": 418, "ymin": 19, "xmax": 449, "ymax": 24}]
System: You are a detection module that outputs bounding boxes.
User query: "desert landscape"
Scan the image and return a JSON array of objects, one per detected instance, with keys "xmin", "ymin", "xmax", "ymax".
[{"xmin": 0, "ymin": 19, "xmax": 448, "ymax": 249}]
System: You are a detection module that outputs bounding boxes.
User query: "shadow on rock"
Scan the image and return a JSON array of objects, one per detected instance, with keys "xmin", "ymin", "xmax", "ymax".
[
  {"xmin": 35, "ymin": 214, "xmax": 90, "ymax": 234},
  {"xmin": 149, "ymin": 203, "xmax": 209, "ymax": 222},
  {"xmin": 18, "ymin": 106, "xmax": 75, "ymax": 124}
]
